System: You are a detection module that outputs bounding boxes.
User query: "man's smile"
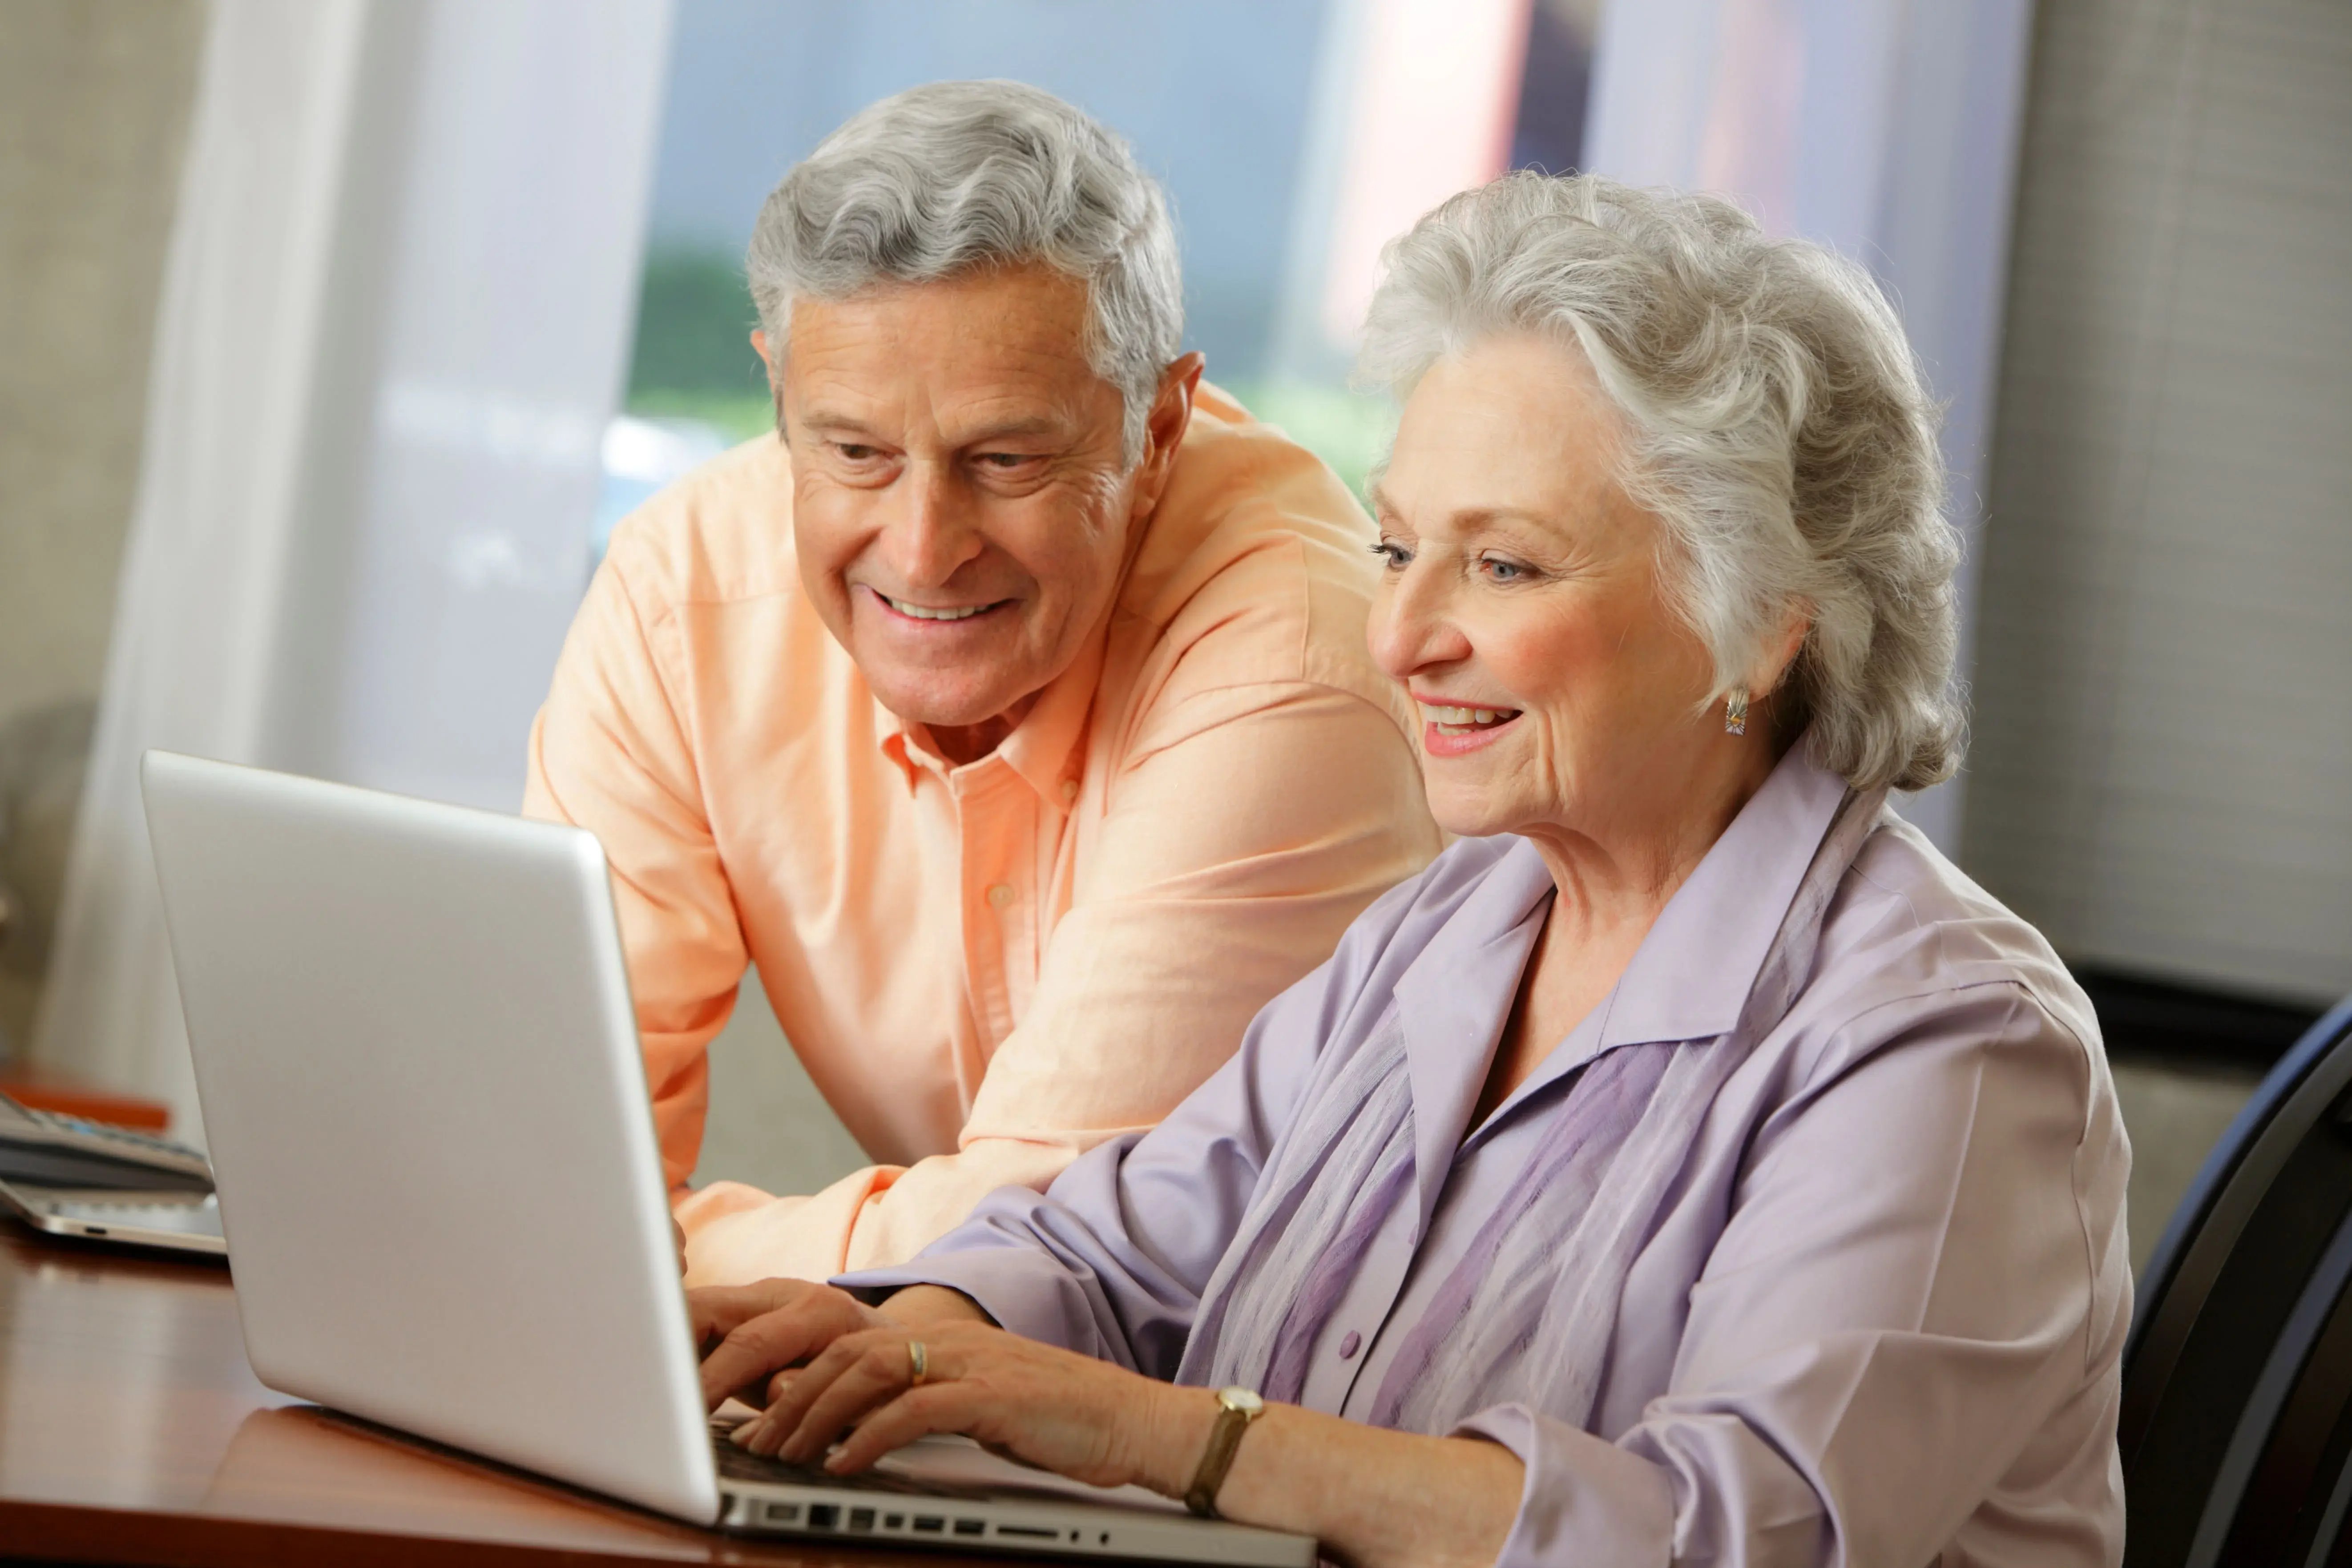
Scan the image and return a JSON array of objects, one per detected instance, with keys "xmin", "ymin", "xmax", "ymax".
[{"xmin": 867, "ymin": 588, "xmax": 1017, "ymax": 624}]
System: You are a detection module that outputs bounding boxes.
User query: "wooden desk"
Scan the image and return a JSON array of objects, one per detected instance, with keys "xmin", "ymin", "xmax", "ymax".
[{"xmin": 0, "ymin": 1226, "xmax": 975, "ymax": 1566}]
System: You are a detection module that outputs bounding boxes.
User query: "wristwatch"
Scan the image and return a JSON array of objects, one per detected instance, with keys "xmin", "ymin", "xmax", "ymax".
[{"xmin": 1182, "ymin": 1386, "xmax": 1267, "ymax": 1518}]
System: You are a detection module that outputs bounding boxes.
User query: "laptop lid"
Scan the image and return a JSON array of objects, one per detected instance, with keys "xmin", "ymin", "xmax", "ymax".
[{"xmin": 140, "ymin": 750, "xmax": 719, "ymax": 1524}]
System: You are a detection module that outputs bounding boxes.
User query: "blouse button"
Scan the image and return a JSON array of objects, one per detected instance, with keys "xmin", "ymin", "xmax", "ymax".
[
  {"xmin": 986, "ymin": 883, "xmax": 1016, "ymax": 910},
  {"xmin": 1338, "ymin": 1330, "xmax": 1362, "ymax": 1360},
  {"xmin": 1060, "ymin": 778, "xmax": 1079, "ymax": 803}
]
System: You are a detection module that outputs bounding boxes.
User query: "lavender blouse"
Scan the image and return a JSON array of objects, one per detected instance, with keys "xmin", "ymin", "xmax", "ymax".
[{"xmin": 841, "ymin": 746, "xmax": 2133, "ymax": 1567}]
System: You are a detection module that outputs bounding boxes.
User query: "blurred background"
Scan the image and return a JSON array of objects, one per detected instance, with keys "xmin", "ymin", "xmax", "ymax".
[{"xmin": 1, "ymin": 0, "xmax": 2345, "ymax": 1274}]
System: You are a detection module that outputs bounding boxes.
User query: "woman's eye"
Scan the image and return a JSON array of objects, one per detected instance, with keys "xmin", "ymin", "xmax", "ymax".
[
  {"xmin": 1370, "ymin": 541, "xmax": 1410, "ymax": 570},
  {"xmin": 1481, "ymin": 557, "xmax": 1527, "ymax": 583}
]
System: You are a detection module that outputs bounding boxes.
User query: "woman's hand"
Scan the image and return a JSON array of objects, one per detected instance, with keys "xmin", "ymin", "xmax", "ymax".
[
  {"xmin": 731, "ymin": 1317, "xmax": 1209, "ymax": 1495},
  {"xmin": 700, "ymin": 1285, "xmax": 1525, "ymax": 1568},
  {"xmin": 689, "ymin": 1278, "xmax": 894, "ymax": 1410}
]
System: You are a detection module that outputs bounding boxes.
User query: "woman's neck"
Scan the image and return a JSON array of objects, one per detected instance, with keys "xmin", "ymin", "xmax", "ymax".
[{"xmin": 1471, "ymin": 749, "xmax": 1778, "ymax": 1130}]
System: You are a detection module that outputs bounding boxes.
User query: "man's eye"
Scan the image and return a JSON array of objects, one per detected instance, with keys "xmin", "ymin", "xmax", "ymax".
[
  {"xmin": 1481, "ymin": 557, "xmax": 1528, "ymax": 583},
  {"xmin": 835, "ymin": 442, "xmax": 879, "ymax": 461},
  {"xmin": 976, "ymin": 452, "xmax": 1035, "ymax": 470},
  {"xmin": 1370, "ymin": 541, "xmax": 1410, "ymax": 570}
]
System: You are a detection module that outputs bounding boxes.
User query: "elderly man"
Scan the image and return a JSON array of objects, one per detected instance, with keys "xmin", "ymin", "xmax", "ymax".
[{"xmin": 524, "ymin": 81, "xmax": 1436, "ymax": 1287}]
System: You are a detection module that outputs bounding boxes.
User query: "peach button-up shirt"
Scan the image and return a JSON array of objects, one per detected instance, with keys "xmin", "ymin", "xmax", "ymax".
[{"xmin": 523, "ymin": 386, "xmax": 1440, "ymax": 1286}]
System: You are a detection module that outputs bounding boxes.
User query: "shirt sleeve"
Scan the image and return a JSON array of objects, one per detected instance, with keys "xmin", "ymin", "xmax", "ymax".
[
  {"xmin": 681, "ymin": 678, "xmax": 1441, "ymax": 1284},
  {"xmin": 836, "ymin": 860, "xmax": 1445, "ymax": 1375},
  {"xmin": 1458, "ymin": 983, "xmax": 2126, "ymax": 1568},
  {"xmin": 522, "ymin": 551, "xmax": 748, "ymax": 1194}
]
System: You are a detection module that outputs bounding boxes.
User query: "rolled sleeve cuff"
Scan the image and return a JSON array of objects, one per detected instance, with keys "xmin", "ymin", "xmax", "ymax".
[
  {"xmin": 1456, "ymin": 1403, "xmax": 1674, "ymax": 1568},
  {"xmin": 832, "ymin": 1249, "xmax": 1105, "ymax": 1358}
]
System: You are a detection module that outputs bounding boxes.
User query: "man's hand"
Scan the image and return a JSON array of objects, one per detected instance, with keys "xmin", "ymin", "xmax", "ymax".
[{"xmin": 690, "ymin": 1278, "xmax": 892, "ymax": 1411}]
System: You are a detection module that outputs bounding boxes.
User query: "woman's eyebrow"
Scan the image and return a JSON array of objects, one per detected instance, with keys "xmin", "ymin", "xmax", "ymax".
[
  {"xmin": 1449, "ymin": 505, "xmax": 1555, "ymax": 531},
  {"xmin": 1364, "ymin": 482, "xmax": 1561, "ymax": 541},
  {"xmin": 1424, "ymin": 507, "xmax": 1564, "ymax": 540}
]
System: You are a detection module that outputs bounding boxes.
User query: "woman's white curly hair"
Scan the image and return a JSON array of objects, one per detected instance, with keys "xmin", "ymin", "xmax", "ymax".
[{"xmin": 1359, "ymin": 172, "xmax": 1965, "ymax": 792}]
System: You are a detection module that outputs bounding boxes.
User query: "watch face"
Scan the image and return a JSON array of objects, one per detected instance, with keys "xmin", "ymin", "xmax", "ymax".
[{"xmin": 1220, "ymin": 1386, "xmax": 1266, "ymax": 1415}]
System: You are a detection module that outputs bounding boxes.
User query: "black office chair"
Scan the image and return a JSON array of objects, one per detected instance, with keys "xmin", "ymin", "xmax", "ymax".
[{"xmin": 2122, "ymin": 993, "xmax": 2352, "ymax": 1567}]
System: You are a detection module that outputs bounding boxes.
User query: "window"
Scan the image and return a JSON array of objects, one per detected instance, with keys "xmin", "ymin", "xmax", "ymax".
[{"xmin": 601, "ymin": 0, "xmax": 1599, "ymax": 555}]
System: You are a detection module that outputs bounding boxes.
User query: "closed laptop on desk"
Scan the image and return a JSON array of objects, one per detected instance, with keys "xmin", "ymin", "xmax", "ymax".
[{"xmin": 138, "ymin": 750, "xmax": 1311, "ymax": 1565}]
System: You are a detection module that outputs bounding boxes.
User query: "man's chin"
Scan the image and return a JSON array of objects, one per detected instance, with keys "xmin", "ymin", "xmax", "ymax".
[{"xmin": 865, "ymin": 675, "xmax": 1033, "ymax": 735}]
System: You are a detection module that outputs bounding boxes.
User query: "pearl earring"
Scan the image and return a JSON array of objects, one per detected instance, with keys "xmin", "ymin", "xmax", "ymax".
[{"xmin": 1725, "ymin": 689, "xmax": 1750, "ymax": 736}]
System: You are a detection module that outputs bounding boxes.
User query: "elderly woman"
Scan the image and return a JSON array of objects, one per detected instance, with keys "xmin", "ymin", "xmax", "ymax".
[{"xmin": 689, "ymin": 173, "xmax": 2130, "ymax": 1568}]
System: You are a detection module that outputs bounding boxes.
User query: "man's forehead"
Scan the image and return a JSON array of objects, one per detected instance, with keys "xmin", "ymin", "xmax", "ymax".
[
  {"xmin": 787, "ymin": 267, "xmax": 1092, "ymax": 374},
  {"xmin": 782, "ymin": 268, "xmax": 1115, "ymax": 439}
]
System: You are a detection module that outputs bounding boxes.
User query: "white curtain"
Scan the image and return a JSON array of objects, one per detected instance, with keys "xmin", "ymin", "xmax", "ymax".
[
  {"xmin": 1584, "ymin": 0, "xmax": 2037, "ymax": 854},
  {"xmin": 35, "ymin": 0, "xmax": 674, "ymax": 1138}
]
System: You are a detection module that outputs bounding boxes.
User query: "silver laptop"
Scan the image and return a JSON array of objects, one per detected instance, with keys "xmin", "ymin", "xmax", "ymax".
[
  {"xmin": 0, "ymin": 1090, "xmax": 226, "ymax": 1255},
  {"xmin": 0, "ymin": 1177, "xmax": 226, "ymax": 1254},
  {"xmin": 139, "ymin": 750, "xmax": 1311, "ymax": 1565}
]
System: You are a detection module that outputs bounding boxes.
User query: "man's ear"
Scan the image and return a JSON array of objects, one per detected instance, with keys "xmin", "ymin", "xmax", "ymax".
[
  {"xmin": 752, "ymin": 330, "xmax": 786, "ymax": 432},
  {"xmin": 1130, "ymin": 351, "xmax": 1206, "ymax": 516}
]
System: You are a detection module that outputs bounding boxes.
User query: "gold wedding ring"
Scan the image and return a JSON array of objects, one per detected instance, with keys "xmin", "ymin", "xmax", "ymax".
[{"xmin": 908, "ymin": 1338, "xmax": 929, "ymax": 1387}]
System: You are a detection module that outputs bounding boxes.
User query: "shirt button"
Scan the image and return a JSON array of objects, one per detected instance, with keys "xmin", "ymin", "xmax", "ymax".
[
  {"xmin": 986, "ymin": 883, "xmax": 1016, "ymax": 910},
  {"xmin": 1338, "ymin": 1330, "xmax": 1362, "ymax": 1360},
  {"xmin": 1059, "ymin": 778, "xmax": 1079, "ymax": 803}
]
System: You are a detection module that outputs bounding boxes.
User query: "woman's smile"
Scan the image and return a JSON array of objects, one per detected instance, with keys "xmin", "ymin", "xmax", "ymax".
[{"xmin": 1414, "ymin": 696, "xmax": 1525, "ymax": 756}]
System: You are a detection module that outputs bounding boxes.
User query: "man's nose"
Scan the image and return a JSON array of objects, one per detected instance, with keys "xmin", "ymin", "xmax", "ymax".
[{"xmin": 880, "ymin": 462, "xmax": 985, "ymax": 586}]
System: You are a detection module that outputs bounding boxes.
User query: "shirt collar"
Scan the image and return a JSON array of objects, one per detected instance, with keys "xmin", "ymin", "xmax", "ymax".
[
  {"xmin": 1595, "ymin": 740, "xmax": 1849, "ymax": 1051},
  {"xmin": 1382, "ymin": 739, "xmax": 1851, "ymax": 1232},
  {"xmin": 995, "ymin": 617, "xmax": 1108, "ymax": 803},
  {"xmin": 871, "ymin": 609, "xmax": 1111, "ymax": 803},
  {"xmin": 876, "ymin": 708, "xmax": 927, "ymax": 790},
  {"xmin": 1389, "ymin": 839, "xmax": 1557, "ymax": 1237}
]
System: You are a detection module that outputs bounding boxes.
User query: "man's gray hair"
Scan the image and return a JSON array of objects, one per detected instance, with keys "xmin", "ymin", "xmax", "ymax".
[
  {"xmin": 1360, "ymin": 172, "xmax": 1964, "ymax": 792},
  {"xmin": 746, "ymin": 81, "xmax": 1184, "ymax": 463}
]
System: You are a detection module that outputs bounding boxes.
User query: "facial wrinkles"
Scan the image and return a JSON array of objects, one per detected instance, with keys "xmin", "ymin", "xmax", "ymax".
[
  {"xmin": 1381, "ymin": 336, "xmax": 1780, "ymax": 939},
  {"xmin": 793, "ymin": 307, "xmax": 1115, "ymax": 512},
  {"xmin": 778, "ymin": 267, "xmax": 1149, "ymax": 736},
  {"xmin": 1383, "ymin": 346, "xmax": 1699, "ymax": 823},
  {"xmin": 897, "ymin": 395, "xmax": 1123, "ymax": 545}
]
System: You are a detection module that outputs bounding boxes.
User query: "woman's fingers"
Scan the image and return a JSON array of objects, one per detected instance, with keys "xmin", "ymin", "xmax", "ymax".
[
  {"xmin": 747, "ymin": 1327, "xmax": 867, "ymax": 1440},
  {"xmin": 724, "ymin": 1324, "xmax": 1153, "ymax": 1492},
  {"xmin": 774, "ymin": 1331, "xmax": 922, "ymax": 1463},
  {"xmin": 699, "ymin": 1310, "xmax": 823, "ymax": 1409},
  {"xmin": 696, "ymin": 1287, "xmax": 867, "ymax": 1409},
  {"xmin": 686, "ymin": 1278, "xmax": 803, "ymax": 1351},
  {"xmin": 730, "ymin": 1332, "xmax": 865, "ymax": 1455},
  {"xmin": 826, "ymin": 1384, "xmax": 976, "ymax": 1473}
]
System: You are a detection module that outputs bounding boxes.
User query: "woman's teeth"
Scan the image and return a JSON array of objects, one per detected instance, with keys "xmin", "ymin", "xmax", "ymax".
[
  {"xmin": 884, "ymin": 595, "xmax": 986, "ymax": 621},
  {"xmin": 1429, "ymin": 705, "xmax": 1516, "ymax": 727}
]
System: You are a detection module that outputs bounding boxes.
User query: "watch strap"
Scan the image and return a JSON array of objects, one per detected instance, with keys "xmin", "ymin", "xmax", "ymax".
[{"xmin": 1183, "ymin": 1387, "xmax": 1264, "ymax": 1519}]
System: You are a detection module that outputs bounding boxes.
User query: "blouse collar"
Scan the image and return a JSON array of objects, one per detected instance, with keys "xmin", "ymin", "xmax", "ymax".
[{"xmin": 1385, "ymin": 741, "xmax": 1853, "ymax": 1234}]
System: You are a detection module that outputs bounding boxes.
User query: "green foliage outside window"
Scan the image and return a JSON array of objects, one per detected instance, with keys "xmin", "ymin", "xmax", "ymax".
[{"xmin": 622, "ymin": 247, "xmax": 1396, "ymax": 498}]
